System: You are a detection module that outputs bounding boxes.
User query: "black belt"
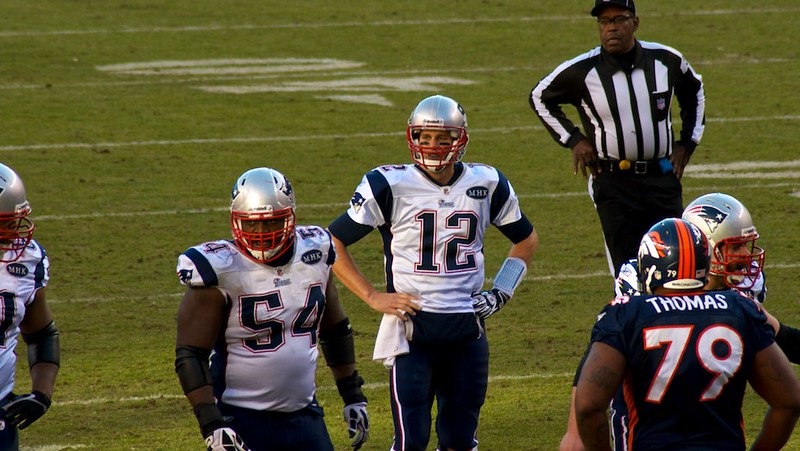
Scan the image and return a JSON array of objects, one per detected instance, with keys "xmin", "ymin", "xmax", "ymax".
[{"xmin": 597, "ymin": 159, "xmax": 663, "ymax": 175}]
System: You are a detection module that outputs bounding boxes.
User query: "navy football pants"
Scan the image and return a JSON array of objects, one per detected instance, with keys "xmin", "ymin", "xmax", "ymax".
[{"xmin": 389, "ymin": 334, "xmax": 488, "ymax": 451}]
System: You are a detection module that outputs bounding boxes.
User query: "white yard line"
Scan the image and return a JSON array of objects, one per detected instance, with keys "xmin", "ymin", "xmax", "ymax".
[{"xmin": 2, "ymin": 9, "xmax": 800, "ymax": 37}]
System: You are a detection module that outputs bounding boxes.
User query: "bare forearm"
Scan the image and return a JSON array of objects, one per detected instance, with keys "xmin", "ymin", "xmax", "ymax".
[
  {"xmin": 750, "ymin": 407, "xmax": 800, "ymax": 451},
  {"xmin": 576, "ymin": 410, "xmax": 611, "ymax": 451}
]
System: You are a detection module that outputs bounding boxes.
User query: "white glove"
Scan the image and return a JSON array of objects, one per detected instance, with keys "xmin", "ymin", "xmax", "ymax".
[
  {"xmin": 205, "ymin": 427, "xmax": 250, "ymax": 451},
  {"xmin": 471, "ymin": 289, "xmax": 511, "ymax": 320},
  {"xmin": 343, "ymin": 402, "xmax": 369, "ymax": 450}
]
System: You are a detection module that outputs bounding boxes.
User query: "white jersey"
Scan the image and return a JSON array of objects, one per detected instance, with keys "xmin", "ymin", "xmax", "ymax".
[
  {"xmin": 176, "ymin": 226, "xmax": 334, "ymax": 412},
  {"xmin": 615, "ymin": 258, "xmax": 766, "ymax": 301},
  {"xmin": 344, "ymin": 163, "xmax": 524, "ymax": 314},
  {"xmin": 0, "ymin": 240, "xmax": 50, "ymax": 400}
]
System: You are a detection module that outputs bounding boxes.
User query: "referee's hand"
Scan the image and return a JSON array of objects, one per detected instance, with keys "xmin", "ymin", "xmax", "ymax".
[{"xmin": 572, "ymin": 139, "xmax": 599, "ymax": 178}]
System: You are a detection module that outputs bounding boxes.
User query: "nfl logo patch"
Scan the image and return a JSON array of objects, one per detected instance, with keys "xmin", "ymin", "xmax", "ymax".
[{"xmin": 656, "ymin": 98, "xmax": 666, "ymax": 110}]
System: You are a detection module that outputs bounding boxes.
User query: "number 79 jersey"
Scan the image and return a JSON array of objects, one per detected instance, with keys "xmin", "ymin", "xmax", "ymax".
[
  {"xmin": 340, "ymin": 163, "xmax": 525, "ymax": 314},
  {"xmin": 591, "ymin": 289, "xmax": 774, "ymax": 448},
  {"xmin": 176, "ymin": 226, "xmax": 334, "ymax": 412}
]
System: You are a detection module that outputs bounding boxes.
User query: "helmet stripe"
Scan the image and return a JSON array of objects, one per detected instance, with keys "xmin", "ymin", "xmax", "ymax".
[{"xmin": 675, "ymin": 219, "xmax": 695, "ymax": 280}]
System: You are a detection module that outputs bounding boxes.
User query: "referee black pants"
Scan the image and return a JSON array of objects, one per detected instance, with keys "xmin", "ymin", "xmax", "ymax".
[{"xmin": 591, "ymin": 171, "xmax": 683, "ymax": 276}]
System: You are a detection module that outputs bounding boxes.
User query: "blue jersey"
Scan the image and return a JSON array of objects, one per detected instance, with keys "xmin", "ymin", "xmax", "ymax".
[{"xmin": 591, "ymin": 290, "xmax": 774, "ymax": 450}]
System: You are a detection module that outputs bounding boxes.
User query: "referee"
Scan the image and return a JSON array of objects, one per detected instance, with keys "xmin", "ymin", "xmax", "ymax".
[{"xmin": 529, "ymin": 0, "xmax": 705, "ymax": 279}]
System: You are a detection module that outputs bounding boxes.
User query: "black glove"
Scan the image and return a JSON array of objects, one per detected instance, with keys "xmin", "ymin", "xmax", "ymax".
[
  {"xmin": 1, "ymin": 390, "xmax": 51, "ymax": 429},
  {"xmin": 471, "ymin": 289, "xmax": 511, "ymax": 319}
]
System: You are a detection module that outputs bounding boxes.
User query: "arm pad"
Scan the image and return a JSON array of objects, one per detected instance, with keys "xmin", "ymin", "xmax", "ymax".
[
  {"xmin": 319, "ymin": 318, "xmax": 356, "ymax": 367},
  {"xmin": 22, "ymin": 321, "xmax": 60, "ymax": 369},
  {"xmin": 492, "ymin": 257, "xmax": 527, "ymax": 296},
  {"xmin": 175, "ymin": 345, "xmax": 213, "ymax": 395}
]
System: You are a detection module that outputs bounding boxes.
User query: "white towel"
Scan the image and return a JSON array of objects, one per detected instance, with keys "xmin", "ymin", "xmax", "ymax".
[{"xmin": 372, "ymin": 313, "xmax": 411, "ymax": 368}]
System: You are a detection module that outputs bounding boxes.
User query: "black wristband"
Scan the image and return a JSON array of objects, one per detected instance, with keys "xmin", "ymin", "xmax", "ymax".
[
  {"xmin": 31, "ymin": 390, "xmax": 52, "ymax": 408},
  {"xmin": 336, "ymin": 371, "xmax": 367, "ymax": 405},
  {"xmin": 193, "ymin": 402, "xmax": 225, "ymax": 438}
]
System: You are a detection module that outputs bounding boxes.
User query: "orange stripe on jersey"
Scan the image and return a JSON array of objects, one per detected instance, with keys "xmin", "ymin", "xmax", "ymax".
[
  {"xmin": 675, "ymin": 220, "xmax": 695, "ymax": 280},
  {"xmin": 624, "ymin": 374, "xmax": 638, "ymax": 450}
]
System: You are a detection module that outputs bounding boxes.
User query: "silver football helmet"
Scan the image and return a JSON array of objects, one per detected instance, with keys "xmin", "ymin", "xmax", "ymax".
[
  {"xmin": 406, "ymin": 95, "xmax": 469, "ymax": 172},
  {"xmin": 682, "ymin": 193, "xmax": 764, "ymax": 288},
  {"xmin": 230, "ymin": 167, "xmax": 296, "ymax": 264},
  {"xmin": 0, "ymin": 163, "xmax": 34, "ymax": 263},
  {"xmin": 638, "ymin": 218, "xmax": 710, "ymax": 295}
]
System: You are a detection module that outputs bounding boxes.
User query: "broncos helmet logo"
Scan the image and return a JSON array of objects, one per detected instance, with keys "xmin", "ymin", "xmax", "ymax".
[{"xmin": 684, "ymin": 204, "xmax": 729, "ymax": 234}]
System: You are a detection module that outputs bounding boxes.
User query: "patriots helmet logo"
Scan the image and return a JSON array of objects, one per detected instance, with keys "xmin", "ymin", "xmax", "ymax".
[
  {"xmin": 684, "ymin": 204, "xmax": 729, "ymax": 234},
  {"xmin": 178, "ymin": 269, "xmax": 193, "ymax": 284}
]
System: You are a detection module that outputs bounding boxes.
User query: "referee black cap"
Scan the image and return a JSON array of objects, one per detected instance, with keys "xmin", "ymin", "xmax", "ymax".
[{"xmin": 591, "ymin": 0, "xmax": 636, "ymax": 16}]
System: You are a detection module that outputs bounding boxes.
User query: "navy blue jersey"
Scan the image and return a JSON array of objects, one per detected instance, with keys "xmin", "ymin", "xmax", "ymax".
[{"xmin": 591, "ymin": 289, "xmax": 774, "ymax": 450}]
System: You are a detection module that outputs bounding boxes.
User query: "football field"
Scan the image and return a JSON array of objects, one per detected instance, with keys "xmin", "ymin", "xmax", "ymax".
[{"xmin": 3, "ymin": 1, "xmax": 800, "ymax": 449}]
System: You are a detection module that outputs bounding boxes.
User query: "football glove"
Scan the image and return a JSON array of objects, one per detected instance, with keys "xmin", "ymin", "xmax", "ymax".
[
  {"xmin": 471, "ymin": 289, "xmax": 511, "ymax": 320},
  {"xmin": 1, "ymin": 390, "xmax": 51, "ymax": 430},
  {"xmin": 204, "ymin": 427, "xmax": 250, "ymax": 451},
  {"xmin": 343, "ymin": 402, "xmax": 369, "ymax": 450}
]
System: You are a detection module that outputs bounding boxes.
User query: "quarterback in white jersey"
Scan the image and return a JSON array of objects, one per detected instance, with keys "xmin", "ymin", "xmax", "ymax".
[
  {"xmin": 329, "ymin": 95, "xmax": 538, "ymax": 451},
  {"xmin": 0, "ymin": 163, "xmax": 60, "ymax": 448},
  {"xmin": 175, "ymin": 168, "xmax": 368, "ymax": 451}
]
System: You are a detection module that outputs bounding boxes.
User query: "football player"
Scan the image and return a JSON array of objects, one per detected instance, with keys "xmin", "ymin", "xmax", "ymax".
[
  {"xmin": 576, "ymin": 218, "xmax": 800, "ymax": 449},
  {"xmin": 561, "ymin": 193, "xmax": 800, "ymax": 450},
  {"xmin": 0, "ymin": 163, "xmax": 60, "ymax": 448},
  {"xmin": 328, "ymin": 95, "xmax": 538, "ymax": 450},
  {"xmin": 175, "ymin": 167, "xmax": 368, "ymax": 451}
]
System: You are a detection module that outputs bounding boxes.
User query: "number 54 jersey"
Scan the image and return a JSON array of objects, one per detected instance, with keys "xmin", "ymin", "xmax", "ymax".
[
  {"xmin": 591, "ymin": 289, "xmax": 774, "ymax": 449},
  {"xmin": 0, "ymin": 240, "xmax": 49, "ymax": 401},
  {"xmin": 176, "ymin": 226, "xmax": 334, "ymax": 412}
]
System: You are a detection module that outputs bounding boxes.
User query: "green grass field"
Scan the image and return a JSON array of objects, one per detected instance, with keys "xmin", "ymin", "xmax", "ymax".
[{"xmin": 3, "ymin": 0, "xmax": 800, "ymax": 449}]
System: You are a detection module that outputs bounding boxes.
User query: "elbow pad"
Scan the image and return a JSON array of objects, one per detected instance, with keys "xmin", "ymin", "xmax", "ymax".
[
  {"xmin": 320, "ymin": 318, "xmax": 356, "ymax": 367},
  {"xmin": 175, "ymin": 345, "xmax": 213, "ymax": 395},
  {"xmin": 22, "ymin": 321, "xmax": 61, "ymax": 369}
]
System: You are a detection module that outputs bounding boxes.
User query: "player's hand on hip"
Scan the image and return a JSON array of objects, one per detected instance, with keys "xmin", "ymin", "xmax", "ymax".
[
  {"xmin": 204, "ymin": 427, "xmax": 250, "ymax": 451},
  {"xmin": 366, "ymin": 292, "xmax": 420, "ymax": 319},
  {"xmin": 343, "ymin": 401, "xmax": 369, "ymax": 450},
  {"xmin": 1, "ymin": 390, "xmax": 51, "ymax": 430},
  {"xmin": 472, "ymin": 289, "xmax": 511, "ymax": 320},
  {"xmin": 572, "ymin": 139, "xmax": 599, "ymax": 178}
]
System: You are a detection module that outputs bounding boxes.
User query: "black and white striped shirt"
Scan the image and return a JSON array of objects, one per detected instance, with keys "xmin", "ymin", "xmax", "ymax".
[{"xmin": 530, "ymin": 40, "xmax": 705, "ymax": 161}]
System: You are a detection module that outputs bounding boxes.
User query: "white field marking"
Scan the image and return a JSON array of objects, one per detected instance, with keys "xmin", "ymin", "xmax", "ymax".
[
  {"xmin": 21, "ymin": 446, "xmax": 88, "ymax": 451},
  {"xmin": 2, "ymin": 9, "xmax": 800, "ymax": 37},
  {"xmin": 54, "ymin": 372, "xmax": 574, "ymax": 407},
  {"xmin": 316, "ymin": 94, "xmax": 394, "ymax": 107},
  {"xmin": 195, "ymin": 76, "xmax": 476, "ymax": 94},
  {"xmin": 0, "ymin": 59, "xmax": 797, "ymax": 91},
  {"xmin": 96, "ymin": 58, "xmax": 364, "ymax": 76},
  {"xmin": 45, "ymin": 261, "xmax": 800, "ymax": 305},
  {"xmin": 30, "ymin": 181, "xmax": 800, "ymax": 222},
  {"xmin": 3, "ymin": 116, "xmax": 800, "ymax": 152},
  {"xmin": 685, "ymin": 159, "xmax": 800, "ymax": 179}
]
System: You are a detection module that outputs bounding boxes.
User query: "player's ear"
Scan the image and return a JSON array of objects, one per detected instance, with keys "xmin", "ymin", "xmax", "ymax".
[{"xmin": 631, "ymin": 16, "xmax": 639, "ymax": 33}]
